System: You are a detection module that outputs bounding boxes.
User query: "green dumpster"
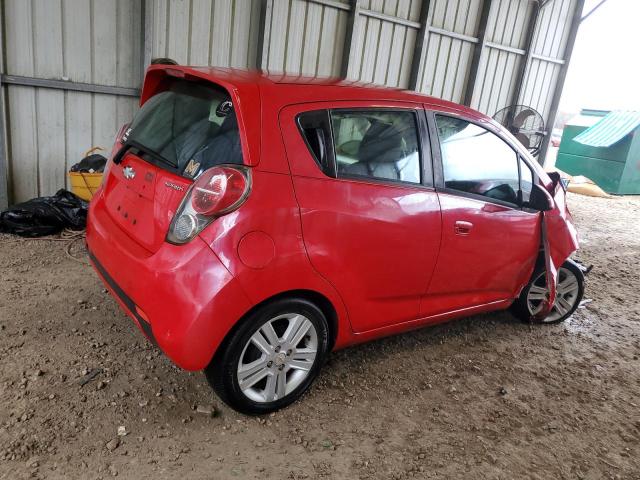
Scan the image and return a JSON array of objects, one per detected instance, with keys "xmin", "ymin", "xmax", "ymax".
[{"xmin": 556, "ymin": 109, "xmax": 640, "ymax": 194}]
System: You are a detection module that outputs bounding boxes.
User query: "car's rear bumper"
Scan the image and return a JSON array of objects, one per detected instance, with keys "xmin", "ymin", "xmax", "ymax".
[{"xmin": 86, "ymin": 198, "xmax": 252, "ymax": 371}]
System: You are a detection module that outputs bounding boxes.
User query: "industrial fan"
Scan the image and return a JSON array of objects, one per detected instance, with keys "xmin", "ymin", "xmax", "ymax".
[{"xmin": 493, "ymin": 105, "xmax": 546, "ymax": 157}]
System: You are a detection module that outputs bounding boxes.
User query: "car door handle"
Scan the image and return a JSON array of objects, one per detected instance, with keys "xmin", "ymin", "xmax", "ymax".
[{"xmin": 454, "ymin": 220, "xmax": 473, "ymax": 236}]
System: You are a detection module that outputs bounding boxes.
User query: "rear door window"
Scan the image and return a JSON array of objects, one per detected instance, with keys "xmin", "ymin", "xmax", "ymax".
[
  {"xmin": 126, "ymin": 79, "xmax": 243, "ymax": 178},
  {"xmin": 330, "ymin": 110, "xmax": 421, "ymax": 184},
  {"xmin": 435, "ymin": 115, "xmax": 520, "ymax": 205},
  {"xmin": 297, "ymin": 110, "xmax": 334, "ymax": 173}
]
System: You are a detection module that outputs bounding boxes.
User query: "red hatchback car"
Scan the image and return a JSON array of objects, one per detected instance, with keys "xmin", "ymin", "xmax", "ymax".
[{"xmin": 87, "ymin": 65, "xmax": 583, "ymax": 414}]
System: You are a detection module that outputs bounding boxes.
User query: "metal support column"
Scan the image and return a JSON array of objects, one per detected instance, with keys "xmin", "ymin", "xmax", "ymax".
[
  {"xmin": 463, "ymin": 0, "xmax": 494, "ymax": 106},
  {"xmin": 407, "ymin": 0, "xmax": 431, "ymax": 91},
  {"xmin": 255, "ymin": 0, "xmax": 271, "ymax": 70},
  {"xmin": 538, "ymin": 0, "xmax": 585, "ymax": 163},
  {"xmin": 0, "ymin": 75, "xmax": 8, "ymax": 210},
  {"xmin": 340, "ymin": 0, "xmax": 362, "ymax": 79},
  {"xmin": 0, "ymin": 1, "xmax": 8, "ymax": 210},
  {"xmin": 509, "ymin": 1, "xmax": 541, "ymax": 110},
  {"xmin": 141, "ymin": 0, "xmax": 152, "ymax": 85}
]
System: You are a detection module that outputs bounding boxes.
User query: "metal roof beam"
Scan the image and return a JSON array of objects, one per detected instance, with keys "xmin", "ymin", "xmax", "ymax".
[
  {"xmin": 463, "ymin": 0, "xmax": 495, "ymax": 106},
  {"xmin": 361, "ymin": 9, "xmax": 421, "ymax": 29},
  {"xmin": 0, "ymin": 74, "xmax": 140, "ymax": 97},
  {"xmin": 581, "ymin": 0, "xmax": 608, "ymax": 23},
  {"xmin": 307, "ymin": 0, "xmax": 350, "ymax": 11}
]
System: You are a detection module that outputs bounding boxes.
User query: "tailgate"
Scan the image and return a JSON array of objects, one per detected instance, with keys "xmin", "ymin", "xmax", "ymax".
[{"xmin": 103, "ymin": 153, "xmax": 191, "ymax": 253}]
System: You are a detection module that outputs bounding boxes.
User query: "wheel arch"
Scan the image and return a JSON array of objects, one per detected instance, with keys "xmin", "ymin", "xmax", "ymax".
[{"xmin": 209, "ymin": 289, "xmax": 340, "ymax": 368}]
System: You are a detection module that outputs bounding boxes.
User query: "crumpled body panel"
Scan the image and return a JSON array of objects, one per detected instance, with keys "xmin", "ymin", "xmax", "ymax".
[{"xmin": 533, "ymin": 175, "xmax": 579, "ymax": 320}]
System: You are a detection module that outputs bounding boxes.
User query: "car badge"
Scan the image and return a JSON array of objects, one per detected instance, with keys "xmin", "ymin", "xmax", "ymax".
[
  {"xmin": 165, "ymin": 181, "xmax": 184, "ymax": 192},
  {"xmin": 123, "ymin": 166, "xmax": 136, "ymax": 180},
  {"xmin": 184, "ymin": 158, "xmax": 201, "ymax": 178}
]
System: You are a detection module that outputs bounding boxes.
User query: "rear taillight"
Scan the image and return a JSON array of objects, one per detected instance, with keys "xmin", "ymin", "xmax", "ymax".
[
  {"xmin": 166, "ymin": 165, "xmax": 251, "ymax": 244},
  {"xmin": 191, "ymin": 166, "xmax": 248, "ymax": 214},
  {"xmin": 114, "ymin": 123, "xmax": 131, "ymax": 148}
]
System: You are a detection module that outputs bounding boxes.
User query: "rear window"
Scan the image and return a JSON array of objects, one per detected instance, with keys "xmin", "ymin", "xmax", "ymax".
[
  {"xmin": 126, "ymin": 79, "xmax": 243, "ymax": 178},
  {"xmin": 297, "ymin": 108, "xmax": 424, "ymax": 185},
  {"xmin": 331, "ymin": 110, "xmax": 421, "ymax": 184}
]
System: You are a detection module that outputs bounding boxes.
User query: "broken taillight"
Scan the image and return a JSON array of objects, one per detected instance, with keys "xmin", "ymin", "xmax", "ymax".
[{"xmin": 166, "ymin": 165, "xmax": 251, "ymax": 244}]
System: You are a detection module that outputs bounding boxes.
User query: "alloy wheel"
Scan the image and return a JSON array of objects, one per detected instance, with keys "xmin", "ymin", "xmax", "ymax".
[
  {"xmin": 236, "ymin": 313, "xmax": 318, "ymax": 403},
  {"xmin": 527, "ymin": 266, "xmax": 581, "ymax": 322}
]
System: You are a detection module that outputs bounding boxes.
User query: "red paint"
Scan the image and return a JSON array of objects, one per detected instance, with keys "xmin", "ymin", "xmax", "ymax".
[
  {"xmin": 86, "ymin": 66, "xmax": 579, "ymax": 372},
  {"xmin": 423, "ymin": 193, "xmax": 540, "ymax": 317}
]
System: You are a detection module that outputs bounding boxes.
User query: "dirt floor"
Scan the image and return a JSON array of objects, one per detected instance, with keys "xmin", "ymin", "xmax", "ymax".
[{"xmin": 1, "ymin": 192, "xmax": 639, "ymax": 480}]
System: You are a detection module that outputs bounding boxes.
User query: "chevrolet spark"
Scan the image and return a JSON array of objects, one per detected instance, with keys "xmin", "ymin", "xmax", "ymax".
[{"xmin": 87, "ymin": 65, "xmax": 583, "ymax": 414}]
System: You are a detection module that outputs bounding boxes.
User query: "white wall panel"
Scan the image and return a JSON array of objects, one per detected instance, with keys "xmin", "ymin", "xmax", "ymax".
[
  {"xmin": 151, "ymin": 0, "xmax": 260, "ymax": 68},
  {"xmin": 349, "ymin": 0, "xmax": 419, "ymax": 87},
  {"xmin": 262, "ymin": 0, "xmax": 348, "ymax": 77}
]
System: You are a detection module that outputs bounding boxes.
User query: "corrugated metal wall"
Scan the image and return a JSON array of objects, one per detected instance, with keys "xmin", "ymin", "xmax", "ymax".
[
  {"xmin": 150, "ymin": 0, "xmax": 263, "ymax": 68},
  {"xmin": 344, "ymin": 1, "xmax": 421, "ymax": 86},
  {"xmin": 2, "ymin": 0, "xmax": 141, "ymax": 202},
  {"xmin": 520, "ymin": 0, "xmax": 576, "ymax": 120},
  {"xmin": 469, "ymin": 0, "xmax": 532, "ymax": 112},
  {"xmin": 0, "ymin": 0, "xmax": 581, "ymax": 204}
]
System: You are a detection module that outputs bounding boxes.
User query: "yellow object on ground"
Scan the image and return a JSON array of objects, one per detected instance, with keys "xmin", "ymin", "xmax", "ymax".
[
  {"xmin": 566, "ymin": 175, "xmax": 612, "ymax": 198},
  {"xmin": 546, "ymin": 168, "xmax": 612, "ymax": 198},
  {"xmin": 68, "ymin": 172, "xmax": 103, "ymax": 201},
  {"xmin": 68, "ymin": 147, "xmax": 105, "ymax": 201}
]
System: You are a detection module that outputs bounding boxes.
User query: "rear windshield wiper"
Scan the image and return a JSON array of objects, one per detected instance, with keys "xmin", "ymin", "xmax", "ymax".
[
  {"xmin": 112, "ymin": 140, "xmax": 177, "ymax": 169},
  {"xmin": 112, "ymin": 142, "xmax": 134, "ymax": 165}
]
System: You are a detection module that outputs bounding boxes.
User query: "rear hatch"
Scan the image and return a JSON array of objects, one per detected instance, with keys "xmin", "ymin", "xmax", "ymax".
[{"xmin": 101, "ymin": 76, "xmax": 245, "ymax": 253}]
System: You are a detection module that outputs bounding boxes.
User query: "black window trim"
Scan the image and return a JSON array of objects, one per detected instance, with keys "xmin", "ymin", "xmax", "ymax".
[
  {"xmin": 518, "ymin": 154, "xmax": 540, "ymax": 214},
  {"xmin": 427, "ymin": 110, "xmax": 538, "ymax": 211},
  {"xmin": 296, "ymin": 106, "xmax": 434, "ymax": 190},
  {"xmin": 295, "ymin": 109, "xmax": 337, "ymax": 177}
]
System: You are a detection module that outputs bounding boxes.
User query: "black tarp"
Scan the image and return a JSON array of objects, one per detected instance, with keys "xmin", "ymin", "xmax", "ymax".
[{"xmin": 0, "ymin": 189, "xmax": 88, "ymax": 237}]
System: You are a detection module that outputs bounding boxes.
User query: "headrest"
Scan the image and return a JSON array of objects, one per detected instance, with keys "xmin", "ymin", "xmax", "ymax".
[
  {"xmin": 357, "ymin": 120, "xmax": 404, "ymax": 163},
  {"xmin": 218, "ymin": 110, "xmax": 238, "ymax": 134}
]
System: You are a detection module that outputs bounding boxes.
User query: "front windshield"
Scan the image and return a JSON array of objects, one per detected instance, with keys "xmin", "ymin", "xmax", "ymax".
[{"xmin": 126, "ymin": 79, "xmax": 243, "ymax": 178}]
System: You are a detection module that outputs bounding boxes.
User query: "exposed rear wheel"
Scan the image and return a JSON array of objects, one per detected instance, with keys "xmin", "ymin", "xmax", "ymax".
[
  {"xmin": 205, "ymin": 298, "xmax": 329, "ymax": 414},
  {"xmin": 512, "ymin": 259, "xmax": 584, "ymax": 324}
]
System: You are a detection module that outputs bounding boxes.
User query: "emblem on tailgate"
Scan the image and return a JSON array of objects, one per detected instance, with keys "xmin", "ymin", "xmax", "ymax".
[
  {"xmin": 165, "ymin": 181, "xmax": 184, "ymax": 192},
  {"xmin": 123, "ymin": 166, "xmax": 136, "ymax": 179},
  {"xmin": 184, "ymin": 158, "xmax": 201, "ymax": 178}
]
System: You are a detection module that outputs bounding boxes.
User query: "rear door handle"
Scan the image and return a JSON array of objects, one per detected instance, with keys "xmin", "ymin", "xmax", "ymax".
[{"xmin": 454, "ymin": 220, "xmax": 473, "ymax": 236}]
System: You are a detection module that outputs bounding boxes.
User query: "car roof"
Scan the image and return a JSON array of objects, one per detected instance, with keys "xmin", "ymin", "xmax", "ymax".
[
  {"xmin": 144, "ymin": 65, "xmax": 490, "ymax": 122},
  {"xmin": 141, "ymin": 65, "xmax": 548, "ymax": 179}
]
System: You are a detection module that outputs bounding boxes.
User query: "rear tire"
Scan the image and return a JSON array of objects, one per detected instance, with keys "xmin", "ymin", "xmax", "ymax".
[
  {"xmin": 511, "ymin": 259, "xmax": 584, "ymax": 324},
  {"xmin": 205, "ymin": 298, "xmax": 329, "ymax": 415}
]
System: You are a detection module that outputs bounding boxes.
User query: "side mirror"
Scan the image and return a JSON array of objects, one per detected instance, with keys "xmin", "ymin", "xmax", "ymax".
[
  {"xmin": 528, "ymin": 184, "xmax": 554, "ymax": 211},
  {"xmin": 547, "ymin": 171, "xmax": 563, "ymax": 193}
]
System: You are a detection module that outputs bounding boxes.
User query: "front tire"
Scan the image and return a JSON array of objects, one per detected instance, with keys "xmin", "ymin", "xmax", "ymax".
[
  {"xmin": 205, "ymin": 298, "xmax": 329, "ymax": 415},
  {"xmin": 512, "ymin": 259, "xmax": 585, "ymax": 324}
]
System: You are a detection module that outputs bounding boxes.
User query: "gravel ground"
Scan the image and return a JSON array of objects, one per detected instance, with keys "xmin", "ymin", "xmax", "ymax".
[{"xmin": 1, "ymin": 192, "xmax": 639, "ymax": 480}]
